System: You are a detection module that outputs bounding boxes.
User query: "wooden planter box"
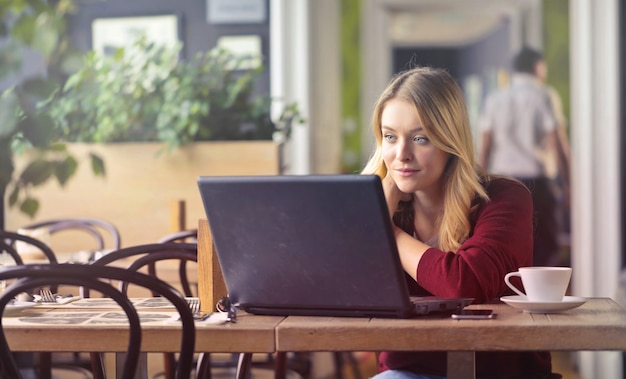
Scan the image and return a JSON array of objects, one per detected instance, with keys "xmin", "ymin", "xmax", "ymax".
[{"xmin": 6, "ymin": 141, "xmax": 281, "ymax": 251}]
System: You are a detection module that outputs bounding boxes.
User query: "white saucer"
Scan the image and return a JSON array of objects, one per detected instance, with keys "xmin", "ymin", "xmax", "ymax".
[
  {"xmin": 500, "ymin": 295, "xmax": 587, "ymax": 313},
  {"xmin": 3, "ymin": 301, "xmax": 37, "ymax": 316}
]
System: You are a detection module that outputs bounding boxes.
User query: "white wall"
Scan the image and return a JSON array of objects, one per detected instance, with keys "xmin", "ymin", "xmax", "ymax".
[
  {"xmin": 570, "ymin": 0, "xmax": 622, "ymax": 377},
  {"xmin": 270, "ymin": 0, "xmax": 311, "ymax": 174},
  {"xmin": 270, "ymin": 0, "xmax": 342, "ymax": 175}
]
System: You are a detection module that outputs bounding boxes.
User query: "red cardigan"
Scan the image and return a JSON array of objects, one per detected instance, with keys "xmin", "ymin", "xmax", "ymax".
[{"xmin": 378, "ymin": 177, "xmax": 561, "ymax": 379}]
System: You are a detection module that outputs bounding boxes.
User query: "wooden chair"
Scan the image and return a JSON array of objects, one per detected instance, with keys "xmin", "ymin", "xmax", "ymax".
[
  {"xmin": 2, "ymin": 223, "xmax": 121, "ymax": 379},
  {"xmin": 90, "ymin": 242, "xmax": 197, "ymax": 297},
  {"xmin": 0, "ymin": 230, "xmax": 66, "ymax": 379},
  {"xmin": 90, "ymin": 242, "xmax": 199, "ymax": 379},
  {"xmin": 157, "ymin": 232, "xmax": 233, "ymax": 379},
  {"xmin": 0, "ymin": 230, "xmax": 62, "ymax": 379},
  {"xmin": 158, "ymin": 229, "xmax": 198, "ymax": 244},
  {"xmin": 0, "ymin": 264, "xmax": 195, "ymax": 379},
  {"xmin": 158, "ymin": 231, "xmax": 237, "ymax": 379},
  {"xmin": 0, "ymin": 230, "xmax": 58, "ymax": 265},
  {"xmin": 18, "ymin": 217, "xmax": 121, "ymax": 261}
]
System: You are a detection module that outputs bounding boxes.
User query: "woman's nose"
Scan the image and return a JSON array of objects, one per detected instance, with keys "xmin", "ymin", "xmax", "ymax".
[{"xmin": 396, "ymin": 141, "xmax": 413, "ymax": 161}]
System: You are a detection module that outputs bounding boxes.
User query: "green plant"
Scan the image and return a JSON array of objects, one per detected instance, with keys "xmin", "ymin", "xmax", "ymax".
[
  {"xmin": 1, "ymin": 7, "xmax": 301, "ymax": 222},
  {"xmin": 50, "ymin": 36, "xmax": 302, "ymax": 150},
  {"xmin": 0, "ymin": 0, "xmax": 104, "ymax": 221}
]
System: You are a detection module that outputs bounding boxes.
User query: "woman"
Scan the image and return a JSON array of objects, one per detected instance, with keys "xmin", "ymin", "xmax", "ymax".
[{"xmin": 362, "ymin": 67, "xmax": 560, "ymax": 379}]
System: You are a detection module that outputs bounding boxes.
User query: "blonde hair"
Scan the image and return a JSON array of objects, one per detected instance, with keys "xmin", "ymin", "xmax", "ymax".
[{"xmin": 362, "ymin": 67, "xmax": 489, "ymax": 252}]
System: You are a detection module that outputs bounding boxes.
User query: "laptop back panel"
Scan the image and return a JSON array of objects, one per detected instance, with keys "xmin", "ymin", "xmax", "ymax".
[{"xmin": 197, "ymin": 175, "xmax": 415, "ymax": 318}]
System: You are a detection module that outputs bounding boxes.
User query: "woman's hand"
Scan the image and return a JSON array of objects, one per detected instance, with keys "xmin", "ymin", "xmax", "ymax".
[{"xmin": 382, "ymin": 172, "xmax": 412, "ymax": 218}]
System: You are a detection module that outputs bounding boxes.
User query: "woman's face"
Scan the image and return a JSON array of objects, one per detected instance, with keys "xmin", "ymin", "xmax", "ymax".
[{"xmin": 381, "ymin": 99, "xmax": 450, "ymax": 195}]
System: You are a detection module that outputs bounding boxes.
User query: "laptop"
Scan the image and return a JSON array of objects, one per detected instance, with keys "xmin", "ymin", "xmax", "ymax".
[{"xmin": 197, "ymin": 174, "xmax": 472, "ymax": 318}]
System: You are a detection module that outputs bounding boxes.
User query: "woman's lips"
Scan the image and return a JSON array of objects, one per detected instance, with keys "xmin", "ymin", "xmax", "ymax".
[{"xmin": 395, "ymin": 168, "xmax": 418, "ymax": 177}]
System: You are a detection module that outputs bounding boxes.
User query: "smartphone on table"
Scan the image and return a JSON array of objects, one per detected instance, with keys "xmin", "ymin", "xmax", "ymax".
[{"xmin": 451, "ymin": 309, "xmax": 495, "ymax": 319}]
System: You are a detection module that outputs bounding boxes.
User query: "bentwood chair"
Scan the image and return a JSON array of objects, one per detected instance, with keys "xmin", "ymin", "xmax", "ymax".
[
  {"xmin": 158, "ymin": 232, "xmax": 229, "ymax": 378},
  {"xmin": 0, "ymin": 230, "xmax": 65, "ymax": 379},
  {"xmin": 13, "ymin": 218, "xmax": 122, "ymax": 377},
  {"xmin": 90, "ymin": 243, "xmax": 199, "ymax": 379},
  {"xmin": 0, "ymin": 230, "xmax": 58, "ymax": 265},
  {"xmin": 12, "ymin": 218, "xmax": 120, "ymax": 377},
  {"xmin": 159, "ymin": 231, "xmax": 240, "ymax": 379},
  {"xmin": 90, "ymin": 242, "xmax": 197, "ymax": 298},
  {"xmin": 0, "ymin": 264, "xmax": 196, "ymax": 379},
  {"xmin": 18, "ymin": 217, "xmax": 121, "ymax": 262},
  {"xmin": 158, "ymin": 229, "xmax": 198, "ymax": 244}
]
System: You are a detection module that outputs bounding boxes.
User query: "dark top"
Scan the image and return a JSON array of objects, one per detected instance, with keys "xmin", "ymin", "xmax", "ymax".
[{"xmin": 378, "ymin": 177, "xmax": 562, "ymax": 379}]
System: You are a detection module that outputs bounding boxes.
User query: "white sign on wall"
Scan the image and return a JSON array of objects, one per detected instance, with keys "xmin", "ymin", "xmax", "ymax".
[
  {"xmin": 92, "ymin": 15, "xmax": 179, "ymax": 56},
  {"xmin": 217, "ymin": 35, "xmax": 262, "ymax": 69},
  {"xmin": 207, "ymin": 0, "xmax": 266, "ymax": 24}
]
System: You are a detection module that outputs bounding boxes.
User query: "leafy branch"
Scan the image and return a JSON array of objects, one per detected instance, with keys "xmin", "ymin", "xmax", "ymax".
[{"xmin": 0, "ymin": 0, "xmax": 104, "ymax": 219}]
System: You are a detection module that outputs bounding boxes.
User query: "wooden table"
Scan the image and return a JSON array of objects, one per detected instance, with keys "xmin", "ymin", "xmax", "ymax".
[
  {"xmin": 4, "ymin": 297, "xmax": 626, "ymax": 379},
  {"xmin": 196, "ymin": 218, "xmax": 626, "ymax": 378},
  {"xmin": 275, "ymin": 298, "xmax": 626, "ymax": 379},
  {"xmin": 3, "ymin": 299, "xmax": 283, "ymax": 378},
  {"xmin": 5, "ymin": 311, "xmax": 280, "ymax": 354}
]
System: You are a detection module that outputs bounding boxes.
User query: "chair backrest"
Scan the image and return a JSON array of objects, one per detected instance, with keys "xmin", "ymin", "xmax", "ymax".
[
  {"xmin": 18, "ymin": 218, "xmax": 122, "ymax": 256},
  {"xmin": 0, "ymin": 230, "xmax": 58, "ymax": 265},
  {"xmin": 158, "ymin": 229, "xmax": 198, "ymax": 244},
  {"xmin": 89, "ymin": 243, "xmax": 198, "ymax": 298},
  {"xmin": 0, "ymin": 264, "xmax": 195, "ymax": 379}
]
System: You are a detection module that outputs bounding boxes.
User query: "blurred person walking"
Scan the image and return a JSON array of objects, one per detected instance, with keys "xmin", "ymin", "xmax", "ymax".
[
  {"xmin": 536, "ymin": 58, "xmax": 571, "ymax": 239},
  {"xmin": 478, "ymin": 46, "xmax": 571, "ymax": 267}
]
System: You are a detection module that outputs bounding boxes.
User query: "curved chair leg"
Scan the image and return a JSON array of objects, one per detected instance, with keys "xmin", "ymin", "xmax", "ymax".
[
  {"xmin": 196, "ymin": 353, "xmax": 212, "ymax": 379},
  {"xmin": 236, "ymin": 353, "xmax": 253, "ymax": 379},
  {"xmin": 90, "ymin": 352, "xmax": 106, "ymax": 379}
]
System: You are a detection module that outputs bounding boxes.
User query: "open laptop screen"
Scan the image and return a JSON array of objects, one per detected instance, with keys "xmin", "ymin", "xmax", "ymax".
[{"xmin": 198, "ymin": 175, "xmax": 449, "ymax": 318}]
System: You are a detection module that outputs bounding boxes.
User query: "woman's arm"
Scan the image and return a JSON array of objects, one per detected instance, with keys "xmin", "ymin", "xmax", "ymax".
[
  {"xmin": 382, "ymin": 173, "xmax": 428, "ymax": 278},
  {"xmin": 413, "ymin": 178, "xmax": 533, "ymax": 302},
  {"xmin": 394, "ymin": 226, "xmax": 430, "ymax": 281}
]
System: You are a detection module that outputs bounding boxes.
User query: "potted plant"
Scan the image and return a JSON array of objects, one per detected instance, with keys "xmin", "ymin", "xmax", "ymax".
[
  {"xmin": 49, "ymin": 35, "xmax": 301, "ymax": 148},
  {"xmin": 6, "ymin": 34, "xmax": 303, "ymax": 246}
]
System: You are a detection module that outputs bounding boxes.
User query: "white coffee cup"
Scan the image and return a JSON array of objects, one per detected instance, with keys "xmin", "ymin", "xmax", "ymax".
[{"xmin": 504, "ymin": 267, "xmax": 572, "ymax": 302}]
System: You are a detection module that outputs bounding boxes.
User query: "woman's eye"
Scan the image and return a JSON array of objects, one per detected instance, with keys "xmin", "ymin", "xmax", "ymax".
[
  {"xmin": 413, "ymin": 136, "xmax": 428, "ymax": 144},
  {"xmin": 383, "ymin": 134, "xmax": 396, "ymax": 142}
]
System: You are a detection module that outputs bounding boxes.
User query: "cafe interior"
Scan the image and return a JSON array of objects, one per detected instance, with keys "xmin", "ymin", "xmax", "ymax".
[{"xmin": 1, "ymin": 0, "xmax": 624, "ymax": 378}]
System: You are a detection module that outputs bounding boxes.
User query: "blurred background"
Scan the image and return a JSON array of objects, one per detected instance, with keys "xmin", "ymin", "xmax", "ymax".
[{"xmin": 1, "ymin": 1, "xmax": 623, "ymax": 378}]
